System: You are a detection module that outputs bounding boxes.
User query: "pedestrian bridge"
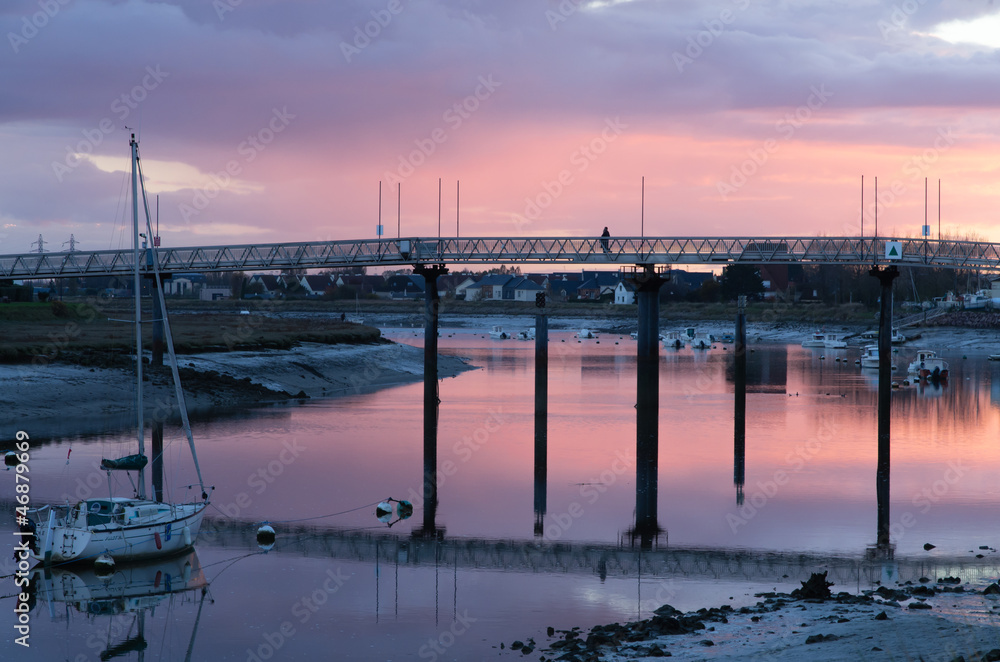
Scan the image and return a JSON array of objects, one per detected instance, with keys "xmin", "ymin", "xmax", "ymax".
[{"xmin": 3, "ymin": 236, "xmax": 1000, "ymax": 279}]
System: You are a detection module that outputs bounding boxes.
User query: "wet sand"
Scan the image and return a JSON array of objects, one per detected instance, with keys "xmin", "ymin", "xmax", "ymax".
[{"xmin": 0, "ymin": 341, "xmax": 474, "ymax": 440}]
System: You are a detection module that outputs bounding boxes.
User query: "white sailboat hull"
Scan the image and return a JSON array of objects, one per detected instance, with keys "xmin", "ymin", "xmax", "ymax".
[{"xmin": 33, "ymin": 501, "xmax": 206, "ymax": 565}]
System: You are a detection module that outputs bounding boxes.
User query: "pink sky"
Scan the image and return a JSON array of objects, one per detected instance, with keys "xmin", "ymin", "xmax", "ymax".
[{"xmin": 2, "ymin": 0, "xmax": 999, "ymax": 256}]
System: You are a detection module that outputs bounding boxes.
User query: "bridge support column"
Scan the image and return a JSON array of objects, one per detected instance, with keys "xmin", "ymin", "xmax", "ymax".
[
  {"xmin": 870, "ymin": 265, "xmax": 898, "ymax": 549},
  {"xmin": 415, "ymin": 264, "xmax": 448, "ymax": 537},
  {"xmin": 629, "ymin": 267, "xmax": 667, "ymax": 547},
  {"xmin": 534, "ymin": 311, "xmax": 548, "ymax": 537},
  {"xmin": 734, "ymin": 296, "xmax": 747, "ymax": 506}
]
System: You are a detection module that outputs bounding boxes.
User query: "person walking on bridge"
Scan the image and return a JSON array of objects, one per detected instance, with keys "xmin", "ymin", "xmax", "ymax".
[{"xmin": 600, "ymin": 227, "xmax": 610, "ymax": 253}]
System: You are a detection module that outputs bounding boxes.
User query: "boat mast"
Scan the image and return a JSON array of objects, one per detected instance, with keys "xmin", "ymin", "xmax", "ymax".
[{"xmin": 131, "ymin": 133, "xmax": 147, "ymax": 500}]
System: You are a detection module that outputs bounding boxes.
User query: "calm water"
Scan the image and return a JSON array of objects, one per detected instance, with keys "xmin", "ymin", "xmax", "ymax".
[{"xmin": 4, "ymin": 326, "xmax": 1000, "ymax": 660}]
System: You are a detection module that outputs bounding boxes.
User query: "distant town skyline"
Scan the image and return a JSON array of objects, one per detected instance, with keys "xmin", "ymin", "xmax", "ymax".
[{"xmin": 2, "ymin": 1, "xmax": 999, "ymax": 255}]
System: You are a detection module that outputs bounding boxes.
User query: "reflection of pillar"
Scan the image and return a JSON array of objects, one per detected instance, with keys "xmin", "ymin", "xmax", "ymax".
[
  {"xmin": 734, "ymin": 297, "xmax": 746, "ymax": 506},
  {"xmin": 415, "ymin": 264, "xmax": 448, "ymax": 536},
  {"xmin": 870, "ymin": 265, "xmax": 898, "ymax": 548},
  {"xmin": 152, "ymin": 420, "xmax": 164, "ymax": 502},
  {"xmin": 533, "ymin": 313, "xmax": 548, "ymax": 538},
  {"xmin": 630, "ymin": 267, "xmax": 667, "ymax": 547}
]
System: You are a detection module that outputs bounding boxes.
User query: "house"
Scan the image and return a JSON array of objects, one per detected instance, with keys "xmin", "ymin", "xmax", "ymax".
[
  {"xmin": 475, "ymin": 274, "xmax": 514, "ymax": 300},
  {"xmin": 550, "ymin": 276, "xmax": 581, "ymax": 302},
  {"xmin": 758, "ymin": 265, "xmax": 788, "ymax": 301},
  {"xmin": 453, "ymin": 277, "xmax": 478, "ymax": 300},
  {"xmin": 614, "ymin": 281, "xmax": 636, "ymax": 305},
  {"xmin": 506, "ymin": 277, "xmax": 544, "ymax": 302},
  {"xmin": 199, "ymin": 287, "xmax": 231, "ymax": 301},
  {"xmin": 334, "ymin": 274, "xmax": 385, "ymax": 295},
  {"xmin": 576, "ymin": 277, "xmax": 602, "ymax": 300},
  {"xmin": 386, "ymin": 274, "xmax": 425, "ymax": 299},
  {"xmin": 298, "ymin": 274, "xmax": 333, "ymax": 298},
  {"xmin": 247, "ymin": 274, "xmax": 286, "ymax": 299},
  {"xmin": 164, "ymin": 273, "xmax": 206, "ymax": 296},
  {"xmin": 583, "ymin": 271, "xmax": 621, "ymax": 296}
]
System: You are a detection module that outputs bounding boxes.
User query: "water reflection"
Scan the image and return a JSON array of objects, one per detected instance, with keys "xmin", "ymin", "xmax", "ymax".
[
  {"xmin": 30, "ymin": 551, "xmax": 208, "ymax": 661},
  {"xmin": 8, "ymin": 332, "xmax": 1000, "ymax": 659}
]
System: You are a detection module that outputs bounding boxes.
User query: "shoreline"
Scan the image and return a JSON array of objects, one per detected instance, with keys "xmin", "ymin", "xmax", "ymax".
[
  {"xmin": 0, "ymin": 341, "xmax": 474, "ymax": 440},
  {"xmin": 514, "ymin": 575, "xmax": 1000, "ymax": 661}
]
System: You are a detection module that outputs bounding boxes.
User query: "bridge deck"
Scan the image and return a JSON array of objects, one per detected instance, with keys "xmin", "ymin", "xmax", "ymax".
[{"xmin": 3, "ymin": 236, "xmax": 1000, "ymax": 279}]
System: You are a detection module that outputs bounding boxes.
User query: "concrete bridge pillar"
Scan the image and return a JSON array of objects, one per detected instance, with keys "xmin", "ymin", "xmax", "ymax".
[
  {"xmin": 414, "ymin": 263, "xmax": 448, "ymax": 537},
  {"xmin": 870, "ymin": 265, "xmax": 899, "ymax": 549},
  {"xmin": 534, "ymin": 311, "xmax": 548, "ymax": 537},
  {"xmin": 628, "ymin": 266, "xmax": 668, "ymax": 547},
  {"xmin": 734, "ymin": 296, "xmax": 747, "ymax": 506}
]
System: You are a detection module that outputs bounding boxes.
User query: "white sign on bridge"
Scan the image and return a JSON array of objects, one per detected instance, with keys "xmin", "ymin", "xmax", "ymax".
[{"xmin": 885, "ymin": 241, "xmax": 902, "ymax": 260}]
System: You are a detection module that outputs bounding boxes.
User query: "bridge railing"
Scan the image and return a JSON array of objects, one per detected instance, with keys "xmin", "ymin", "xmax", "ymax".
[{"xmin": 3, "ymin": 236, "xmax": 1000, "ymax": 279}]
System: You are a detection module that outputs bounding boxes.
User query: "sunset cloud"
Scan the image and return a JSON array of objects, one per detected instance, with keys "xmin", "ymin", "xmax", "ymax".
[{"xmin": 1, "ymin": 0, "xmax": 998, "ymax": 253}]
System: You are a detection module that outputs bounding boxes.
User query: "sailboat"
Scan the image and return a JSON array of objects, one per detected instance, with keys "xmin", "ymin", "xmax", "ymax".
[{"xmin": 30, "ymin": 134, "xmax": 210, "ymax": 565}]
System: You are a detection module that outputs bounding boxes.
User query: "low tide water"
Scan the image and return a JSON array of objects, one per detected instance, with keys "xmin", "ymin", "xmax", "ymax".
[{"xmin": 4, "ymin": 328, "xmax": 1000, "ymax": 660}]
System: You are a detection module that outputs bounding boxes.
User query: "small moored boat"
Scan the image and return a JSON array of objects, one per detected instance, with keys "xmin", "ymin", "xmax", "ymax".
[
  {"xmin": 689, "ymin": 331, "xmax": 714, "ymax": 349},
  {"xmin": 907, "ymin": 349, "xmax": 949, "ymax": 381},
  {"xmin": 859, "ymin": 345, "xmax": 879, "ymax": 369},
  {"xmin": 489, "ymin": 325, "xmax": 509, "ymax": 340}
]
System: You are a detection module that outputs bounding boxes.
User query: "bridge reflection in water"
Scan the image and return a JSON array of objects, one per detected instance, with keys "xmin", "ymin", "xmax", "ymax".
[{"xmin": 198, "ymin": 516, "xmax": 1000, "ymax": 589}]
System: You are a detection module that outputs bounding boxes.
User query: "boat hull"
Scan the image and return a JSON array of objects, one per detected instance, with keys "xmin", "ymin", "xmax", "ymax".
[{"xmin": 32, "ymin": 502, "xmax": 206, "ymax": 565}]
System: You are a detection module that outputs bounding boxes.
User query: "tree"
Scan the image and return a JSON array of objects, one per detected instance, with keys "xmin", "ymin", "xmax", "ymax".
[{"xmin": 719, "ymin": 264, "xmax": 764, "ymax": 301}]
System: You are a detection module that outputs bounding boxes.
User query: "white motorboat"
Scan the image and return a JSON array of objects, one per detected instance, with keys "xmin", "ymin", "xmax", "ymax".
[
  {"xmin": 859, "ymin": 344, "xmax": 880, "ymax": 368},
  {"xmin": 578, "ymin": 328, "xmax": 597, "ymax": 339},
  {"xmin": 802, "ymin": 330, "xmax": 836, "ymax": 347},
  {"xmin": 689, "ymin": 331, "xmax": 714, "ymax": 349},
  {"xmin": 489, "ymin": 325, "xmax": 509, "ymax": 340},
  {"xmin": 907, "ymin": 349, "xmax": 949, "ymax": 381},
  {"xmin": 28, "ymin": 135, "xmax": 210, "ymax": 565},
  {"xmin": 823, "ymin": 335, "xmax": 847, "ymax": 349},
  {"xmin": 516, "ymin": 327, "xmax": 536, "ymax": 340},
  {"xmin": 662, "ymin": 330, "xmax": 685, "ymax": 349},
  {"xmin": 890, "ymin": 327, "xmax": 907, "ymax": 344}
]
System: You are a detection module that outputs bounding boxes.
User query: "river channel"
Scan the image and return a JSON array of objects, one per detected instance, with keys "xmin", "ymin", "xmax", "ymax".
[{"xmin": 4, "ymin": 325, "xmax": 1000, "ymax": 660}]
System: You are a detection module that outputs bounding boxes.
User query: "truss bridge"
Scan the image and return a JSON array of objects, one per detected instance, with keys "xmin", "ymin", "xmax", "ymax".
[{"xmin": 4, "ymin": 236, "xmax": 1000, "ymax": 279}]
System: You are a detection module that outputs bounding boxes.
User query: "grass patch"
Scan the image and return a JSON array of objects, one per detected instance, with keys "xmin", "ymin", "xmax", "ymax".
[{"xmin": 0, "ymin": 305, "xmax": 381, "ymax": 364}]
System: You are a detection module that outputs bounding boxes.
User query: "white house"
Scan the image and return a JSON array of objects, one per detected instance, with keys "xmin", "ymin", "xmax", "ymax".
[
  {"xmin": 454, "ymin": 277, "xmax": 478, "ymax": 300},
  {"xmin": 614, "ymin": 281, "xmax": 635, "ymax": 305}
]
